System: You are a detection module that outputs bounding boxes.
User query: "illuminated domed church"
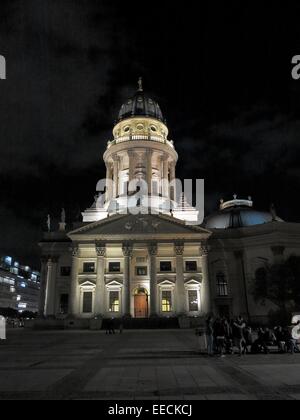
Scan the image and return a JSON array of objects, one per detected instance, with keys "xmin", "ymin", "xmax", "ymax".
[{"xmin": 39, "ymin": 81, "xmax": 300, "ymax": 325}]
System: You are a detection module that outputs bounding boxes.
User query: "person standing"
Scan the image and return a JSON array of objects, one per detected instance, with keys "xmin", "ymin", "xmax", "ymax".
[
  {"xmin": 206, "ymin": 316, "xmax": 214, "ymax": 356},
  {"xmin": 214, "ymin": 318, "xmax": 226, "ymax": 357},
  {"xmin": 233, "ymin": 317, "xmax": 246, "ymax": 356},
  {"xmin": 243, "ymin": 326, "xmax": 253, "ymax": 354}
]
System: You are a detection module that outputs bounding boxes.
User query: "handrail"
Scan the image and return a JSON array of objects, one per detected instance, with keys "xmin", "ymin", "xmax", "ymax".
[{"xmin": 107, "ymin": 136, "xmax": 175, "ymax": 149}]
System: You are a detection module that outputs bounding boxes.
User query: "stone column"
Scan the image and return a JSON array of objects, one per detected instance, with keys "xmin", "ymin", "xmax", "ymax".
[
  {"xmin": 112, "ymin": 154, "xmax": 120, "ymax": 198},
  {"xmin": 95, "ymin": 242, "xmax": 106, "ymax": 315},
  {"xmin": 128, "ymin": 151, "xmax": 136, "ymax": 184},
  {"xmin": 162, "ymin": 154, "xmax": 169, "ymax": 198},
  {"xmin": 105, "ymin": 163, "xmax": 113, "ymax": 203},
  {"xmin": 175, "ymin": 242, "xmax": 185, "ymax": 313},
  {"xmin": 200, "ymin": 241, "xmax": 211, "ymax": 314},
  {"xmin": 69, "ymin": 245, "xmax": 80, "ymax": 317},
  {"xmin": 44, "ymin": 256, "xmax": 58, "ymax": 317},
  {"xmin": 169, "ymin": 161, "xmax": 176, "ymax": 201},
  {"xmin": 146, "ymin": 150, "xmax": 153, "ymax": 195},
  {"xmin": 148, "ymin": 243, "xmax": 158, "ymax": 316},
  {"xmin": 122, "ymin": 242, "xmax": 133, "ymax": 316},
  {"xmin": 234, "ymin": 250, "xmax": 250, "ymax": 321},
  {"xmin": 38, "ymin": 256, "xmax": 48, "ymax": 317}
]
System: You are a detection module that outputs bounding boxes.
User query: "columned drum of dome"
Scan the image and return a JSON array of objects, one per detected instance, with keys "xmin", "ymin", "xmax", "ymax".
[{"xmin": 82, "ymin": 80, "xmax": 199, "ymax": 224}]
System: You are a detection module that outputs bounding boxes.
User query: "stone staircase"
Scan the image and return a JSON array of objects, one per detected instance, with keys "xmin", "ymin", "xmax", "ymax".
[{"xmin": 103, "ymin": 317, "xmax": 180, "ymax": 330}]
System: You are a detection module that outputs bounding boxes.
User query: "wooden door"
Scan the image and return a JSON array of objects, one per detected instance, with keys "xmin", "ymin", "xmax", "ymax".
[{"xmin": 134, "ymin": 295, "xmax": 148, "ymax": 318}]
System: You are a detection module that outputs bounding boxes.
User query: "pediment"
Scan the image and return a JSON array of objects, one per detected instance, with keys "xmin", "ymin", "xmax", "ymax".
[
  {"xmin": 184, "ymin": 279, "xmax": 202, "ymax": 287},
  {"xmin": 68, "ymin": 213, "xmax": 211, "ymax": 240},
  {"xmin": 158, "ymin": 280, "xmax": 176, "ymax": 288},
  {"xmin": 79, "ymin": 280, "xmax": 96, "ymax": 288},
  {"xmin": 106, "ymin": 280, "xmax": 123, "ymax": 288}
]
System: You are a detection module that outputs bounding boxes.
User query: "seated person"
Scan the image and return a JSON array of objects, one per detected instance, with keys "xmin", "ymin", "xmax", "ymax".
[{"xmin": 274, "ymin": 326, "xmax": 286, "ymax": 353}]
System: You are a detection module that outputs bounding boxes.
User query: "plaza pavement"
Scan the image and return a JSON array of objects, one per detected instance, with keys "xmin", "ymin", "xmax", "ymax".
[{"xmin": 0, "ymin": 329, "xmax": 300, "ymax": 400}]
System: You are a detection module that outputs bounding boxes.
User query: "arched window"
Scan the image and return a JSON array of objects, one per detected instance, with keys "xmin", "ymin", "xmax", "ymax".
[{"xmin": 216, "ymin": 272, "xmax": 228, "ymax": 297}]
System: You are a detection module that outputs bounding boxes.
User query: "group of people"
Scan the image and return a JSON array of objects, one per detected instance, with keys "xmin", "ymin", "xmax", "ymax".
[
  {"xmin": 105, "ymin": 318, "xmax": 123, "ymax": 335},
  {"xmin": 205, "ymin": 316, "xmax": 300, "ymax": 357}
]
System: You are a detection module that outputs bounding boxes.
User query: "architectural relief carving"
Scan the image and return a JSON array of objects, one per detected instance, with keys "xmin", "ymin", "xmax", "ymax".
[
  {"xmin": 174, "ymin": 241, "xmax": 184, "ymax": 256},
  {"xmin": 95, "ymin": 241, "xmax": 106, "ymax": 257}
]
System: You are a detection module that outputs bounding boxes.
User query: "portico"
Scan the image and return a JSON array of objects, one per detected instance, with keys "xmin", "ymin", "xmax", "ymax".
[{"xmin": 64, "ymin": 213, "xmax": 211, "ymax": 319}]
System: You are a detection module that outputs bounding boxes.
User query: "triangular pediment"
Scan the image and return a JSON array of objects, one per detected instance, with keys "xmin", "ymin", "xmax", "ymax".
[
  {"xmin": 68, "ymin": 213, "xmax": 211, "ymax": 240},
  {"xmin": 185, "ymin": 279, "xmax": 202, "ymax": 287},
  {"xmin": 79, "ymin": 281, "xmax": 96, "ymax": 288}
]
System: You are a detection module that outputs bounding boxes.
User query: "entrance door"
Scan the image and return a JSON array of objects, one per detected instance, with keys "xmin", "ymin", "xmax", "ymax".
[{"xmin": 134, "ymin": 294, "xmax": 149, "ymax": 318}]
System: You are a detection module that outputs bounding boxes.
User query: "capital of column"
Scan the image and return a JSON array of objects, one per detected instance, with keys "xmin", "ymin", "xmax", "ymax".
[
  {"xmin": 95, "ymin": 241, "xmax": 106, "ymax": 257},
  {"xmin": 71, "ymin": 244, "xmax": 79, "ymax": 257},
  {"xmin": 122, "ymin": 242, "xmax": 133, "ymax": 257},
  {"xmin": 112, "ymin": 153, "xmax": 120, "ymax": 161},
  {"xmin": 48, "ymin": 256, "xmax": 59, "ymax": 264},
  {"xmin": 174, "ymin": 241, "xmax": 184, "ymax": 256},
  {"xmin": 148, "ymin": 242, "xmax": 158, "ymax": 256},
  {"xmin": 127, "ymin": 150, "xmax": 136, "ymax": 158},
  {"xmin": 41, "ymin": 256, "xmax": 49, "ymax": 264},
  {"xmin": 200, "ymin": 241, "xmax": 209, "ymax": 257}
]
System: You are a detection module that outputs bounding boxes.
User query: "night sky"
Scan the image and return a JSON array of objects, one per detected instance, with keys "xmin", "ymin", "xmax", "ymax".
[{"xmin": 1, "ymin": 0, "xmax": 300, "ymax": 268}]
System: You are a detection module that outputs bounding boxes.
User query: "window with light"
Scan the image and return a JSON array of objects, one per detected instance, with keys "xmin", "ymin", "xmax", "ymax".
[
  {"xmin": 161, "ymin": 291, "xmax": 172, "ymax": 312},
  {"xmin": 109, "ymin": 291, "xmax": 120, "ymax": 313}
]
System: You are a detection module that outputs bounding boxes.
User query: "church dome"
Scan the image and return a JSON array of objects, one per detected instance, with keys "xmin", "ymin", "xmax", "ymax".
[
  {"xmin": 203, "ymin": 196, "xmax": 284, "ymax": 230},
  {"xmin": 117, "ymin": 78, "xmax": 165, "ymax": 123}
]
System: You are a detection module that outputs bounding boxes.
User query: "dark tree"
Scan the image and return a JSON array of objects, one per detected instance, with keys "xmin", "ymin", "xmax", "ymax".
[
  {"xmin": 253, "ymin": 256, "xmax": 300, "ymax": 321},
  {"xmin": 0, "ymin": 308, "xmax": 19, "ymax": 318}
]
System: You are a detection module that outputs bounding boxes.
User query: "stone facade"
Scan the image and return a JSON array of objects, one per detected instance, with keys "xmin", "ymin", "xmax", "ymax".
[{"xmin": 39, "ymin": 214, "xmax": 211, "ymax": 319}]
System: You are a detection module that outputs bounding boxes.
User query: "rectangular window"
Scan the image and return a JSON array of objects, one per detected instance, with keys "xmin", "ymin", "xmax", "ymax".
[
  {"xmin": 60, "ymin": 267, "xmax": 71, "ymax": 277},
  {"xmin": 185, "ymin": 261, "xmax": 198, "ymax": 272},
  {"xmin": 109, "ymin": 262, "xmax": 121, "ymax": 273},
  {"xmin": 161, "ymin": 291, "xmax": 172, "ymax": 312},
  {"xmin": 136, "ymin": 267, "xmax": 148, "ymax": 276},
  {"xmin": 217, "ymin": 273, "xmax": 228, "ymax": 297},
  {"xmin": 83, "ymin": 262, "xmax": 95, "ymax": 273},
  {"xmin": 160, "ymin": 261, "xmax": 172, "ymax": 272},
  {"xmin": 109, "ymin": 291, "xmax": 120, "ymax": 313},
  {"xmin": 82, "ymin": 292, "xmax": 93, "ymax": 313},
  {"xmin": 188, "ymin": 290, "xmax": 199, "ymax": 312}
]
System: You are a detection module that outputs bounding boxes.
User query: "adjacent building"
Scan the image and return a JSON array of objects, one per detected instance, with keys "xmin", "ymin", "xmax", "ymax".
[{"xmin": 0, "ymin": 256, "xmax": 41, "ymax": 313}]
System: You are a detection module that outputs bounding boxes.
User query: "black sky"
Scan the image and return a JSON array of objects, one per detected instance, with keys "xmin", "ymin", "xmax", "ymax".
[{"xmin": 1, "ymin": 0, "xmax": 300, "ymax": 268}]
